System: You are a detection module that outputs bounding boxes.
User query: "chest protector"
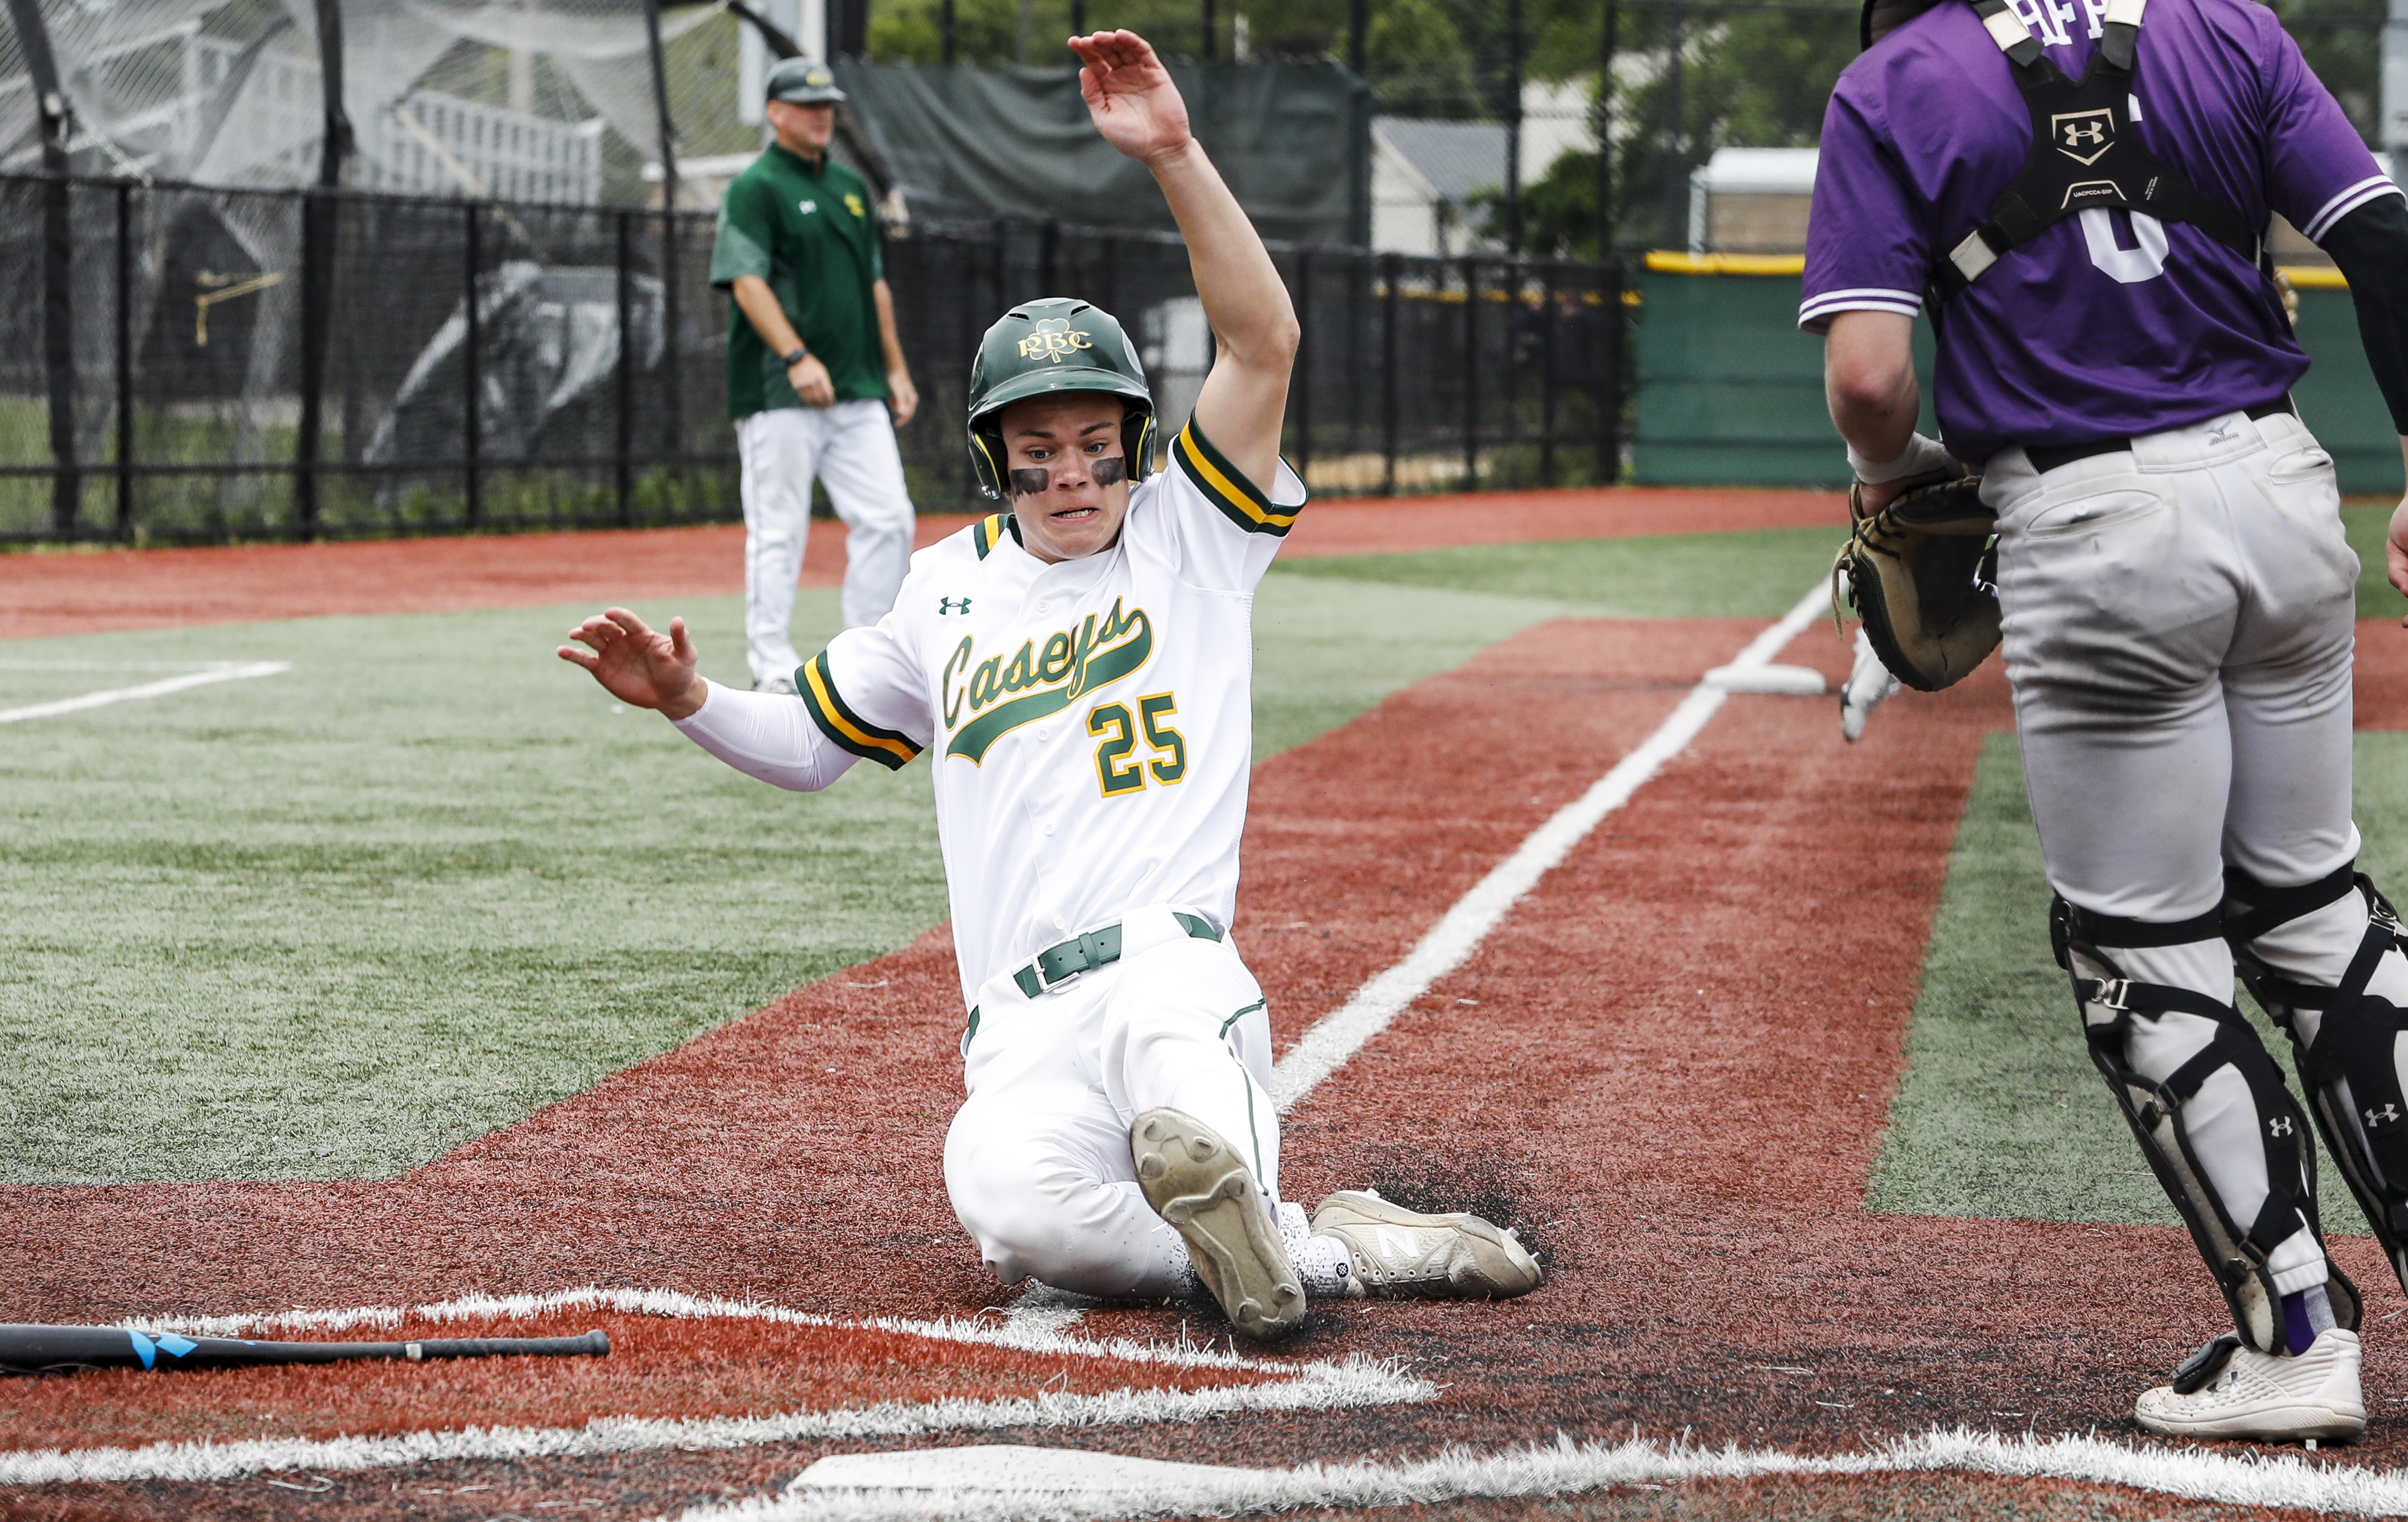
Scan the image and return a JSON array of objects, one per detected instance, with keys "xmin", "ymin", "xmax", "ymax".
[{"xmin": 1931, "ymin": 0, "xmax": 2266, "ymax": 303}]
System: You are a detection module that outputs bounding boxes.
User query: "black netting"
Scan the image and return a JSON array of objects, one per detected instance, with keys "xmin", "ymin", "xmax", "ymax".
[{"xmin": 0, "ymin": 174, "xmax": 1624, "ymax": 544}]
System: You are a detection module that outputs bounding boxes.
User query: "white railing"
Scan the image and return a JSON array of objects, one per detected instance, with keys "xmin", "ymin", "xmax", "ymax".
[{"xmin": 41, "ymin": 32, "xmax": 604, "ymax": 202}]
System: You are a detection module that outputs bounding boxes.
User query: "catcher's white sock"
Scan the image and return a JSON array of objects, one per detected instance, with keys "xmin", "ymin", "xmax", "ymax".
[{"xmin": 1277, "ymin": 1200, "xmax": 1355, "ymax": 1299}]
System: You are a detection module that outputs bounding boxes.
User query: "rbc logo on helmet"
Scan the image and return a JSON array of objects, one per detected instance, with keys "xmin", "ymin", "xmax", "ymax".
[
  {"xmin": 2050, "ymin": 109, "xmax": 2116, "ymax": 165},
  {"xmin": 1016, "ymin": 318, "xmax": 1093, "ymax": 364}
]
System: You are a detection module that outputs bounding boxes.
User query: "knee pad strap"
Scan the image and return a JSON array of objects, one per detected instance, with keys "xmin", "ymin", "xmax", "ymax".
[
  {"xmin": 2229, "ymin": 863, "xmax": 2408, "ymax": 1292},
  {"xmin": 2054, "ymin": 895, "xmax": 2355, "ymax": 1349}
]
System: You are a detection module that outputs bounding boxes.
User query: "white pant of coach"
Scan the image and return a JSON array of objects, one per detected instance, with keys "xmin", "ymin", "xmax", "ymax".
[
  {"xmin": 737, "ymin": 400, "xmax": 915, "ymax": 683},
  {"xmin": 1988, "ymin": 407, "xmax": 2392, "ymax": 1292},
  {"xmin": 944, "ymin": 904, "xmax": 1280, "ymax": 1299}
]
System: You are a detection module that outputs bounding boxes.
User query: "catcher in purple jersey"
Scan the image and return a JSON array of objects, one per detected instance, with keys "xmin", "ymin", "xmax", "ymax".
[{"xmin": 1805, "ymin": 0, "xmax": 2408, "ymax": 1442}]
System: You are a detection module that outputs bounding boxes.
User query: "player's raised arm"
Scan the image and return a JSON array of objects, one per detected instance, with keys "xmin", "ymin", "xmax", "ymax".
[{"xmin": 1070, "ymin": 30, "xmax": 1296, "ymax": 492}]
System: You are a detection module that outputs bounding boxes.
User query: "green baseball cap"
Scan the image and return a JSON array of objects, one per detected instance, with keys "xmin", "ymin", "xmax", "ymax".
[{"xmin": 766, "ymin": 58, "xmax": 846, "ymax": 105}]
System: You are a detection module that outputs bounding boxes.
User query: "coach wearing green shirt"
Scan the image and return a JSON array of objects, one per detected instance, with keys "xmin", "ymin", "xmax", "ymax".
[{"xmin": 709, "ymin": 59, "xmax": 920, "ymax": 692}]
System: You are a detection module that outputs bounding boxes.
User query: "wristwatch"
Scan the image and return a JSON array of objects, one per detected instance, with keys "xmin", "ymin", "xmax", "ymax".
[{"xmin": 781, "ymin": 345, "xmax": 809, "ymax": 367}]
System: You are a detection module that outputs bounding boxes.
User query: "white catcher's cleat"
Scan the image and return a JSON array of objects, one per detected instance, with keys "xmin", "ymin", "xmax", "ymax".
[
  {"xmin": 1309, "ymin": 1188, "xmax": 1543, "ymax": 1300},
  {"xmin": 1130, "ymin": 1109, "xmax": 1305, "ymax": 1341},
  {"xmin": 1840, "ymin": 627, "xmax": 1901, "ymax": 743},
  {"xmin": 2134, "ymin": 1330, "xmax": 2365, "ymax": 1444}
]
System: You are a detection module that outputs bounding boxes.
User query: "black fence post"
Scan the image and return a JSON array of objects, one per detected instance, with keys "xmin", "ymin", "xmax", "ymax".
[
  {"xmin": 616, "ymin": 208, "xmax": 634, "ymax": 525},
  {"xmin": 42, "ymin": 177, "xmax": 74, "ymax": 536},
  {"xmin": 464, "ymin": 200, "xmax": 483, "ymax": 529},
  {"xmin": 1039, "ymin": 216, "xmax": 1059, "ymax": 295},
  {"xmin": 1381, "ymin": 252, "xmax": 1400, "ymax": 497},
  {"xmin": 1461, "ymin": 256, "xmax": 1478, "ymax": 490},
  {"xmin": 115, "ymin": 181, "xmax": 134, "ymax": 540},
  {"xmin": 659, "ymin": 209, "xmax": 683, "ymax": 489},
  {"xmin": 1600, "ymin": 255, "xmax": 1624, "ymax": 485},
  {"xmin": 1539, "ymin": 262, "xmax": 1559, "ymax": 487},
  {"xmin": 1292, "ymin": 247, "xmax": 1312, "ymax": 485},
  {"xmin": 295, "ymin": 191, "xmax": 328, "ymax": 539},
  {"xmin": 9, "ymin": 0, "xmax": 78, "ymax": 537}
]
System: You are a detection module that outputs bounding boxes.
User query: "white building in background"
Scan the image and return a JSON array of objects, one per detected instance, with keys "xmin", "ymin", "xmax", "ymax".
[
  {"xmin": 1372, "ymin": 76, "xmax": 1596, "ymax": 256},
  {"xmin": 1685, "ymin": 147, "xmax": 1818, "ymax": 254},
  {"xmin": 14, "ymin": 23, "xmax": 604, "ymax": 202}
]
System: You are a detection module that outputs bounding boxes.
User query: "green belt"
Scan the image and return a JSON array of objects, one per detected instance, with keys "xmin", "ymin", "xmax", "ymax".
[{"xmin": 1010, "ymin": 913, "xmax": 1220, "ymax": 1000}]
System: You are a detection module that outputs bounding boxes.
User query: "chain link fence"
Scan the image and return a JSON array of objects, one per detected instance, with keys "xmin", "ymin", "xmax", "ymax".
[{"xmin": 0, "ymin": 173, "xmax": 1626, "ymax": 544}]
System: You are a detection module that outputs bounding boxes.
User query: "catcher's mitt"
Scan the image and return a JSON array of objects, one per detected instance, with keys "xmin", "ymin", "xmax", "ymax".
[{"xmin": 1831, "ymin": 475, "xmax": 2000, "ymax": 693}]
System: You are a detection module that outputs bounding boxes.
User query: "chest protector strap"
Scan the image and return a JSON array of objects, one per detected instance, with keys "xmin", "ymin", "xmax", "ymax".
[{"xmin": 1930, "ymin": 0, "xmax": 2265, "ymax": 302}]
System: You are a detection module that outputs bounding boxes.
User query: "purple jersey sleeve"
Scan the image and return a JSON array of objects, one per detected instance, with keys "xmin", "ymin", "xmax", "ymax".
[
  {"xmin": 1799, "ymin": 87, "xmax": 1929, "ymax": 335},
  {"xmin": 2257, "ymin": 17, "xmax": 2400, "ymax": 243}
]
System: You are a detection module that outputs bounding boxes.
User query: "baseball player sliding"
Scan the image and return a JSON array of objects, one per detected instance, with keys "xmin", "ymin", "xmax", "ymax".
[
  {"xmin": 561, "ymin": 30, "xmax": 1539, "ymax": 1340},
  {"xmin": 1809, "ymin": 0, "xmax": 2408, "ymax": 1441}
]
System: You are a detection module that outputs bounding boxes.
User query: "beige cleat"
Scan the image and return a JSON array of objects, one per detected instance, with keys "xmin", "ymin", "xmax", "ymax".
[
  {"xmin": 1130, "ymin": 1109, "xmax": 1305, "ymax": 1342},
  {"xmin": 1309, "ymin": 1188, "xmax": 1543, "ymax": 1300},
  {"xmin": 2134, "ymin": 1330, "xmax": 2365, "ymax": 1443}
]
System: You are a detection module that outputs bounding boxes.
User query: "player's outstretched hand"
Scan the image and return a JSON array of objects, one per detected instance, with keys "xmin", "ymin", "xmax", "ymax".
[
  {"xmin": 558, "ymin": 607, "xmax": 706, "ymax": 720},
  {"xmin": 2388, "ymin": 492, "xmax": 2408, "ymax": 628},
  {"xmin": 1071, "ymin": 31, "xmax": 1190, "ymax": 165}
]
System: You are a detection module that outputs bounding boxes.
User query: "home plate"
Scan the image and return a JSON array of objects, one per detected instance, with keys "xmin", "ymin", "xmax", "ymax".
[
  {"xmin": 792, "ymin": 1443, "xmax": 1266, "ymax": 1495},
  {"xmin": 1704, "ymin": 662, "xmax": 1826, "ymax": 695}
]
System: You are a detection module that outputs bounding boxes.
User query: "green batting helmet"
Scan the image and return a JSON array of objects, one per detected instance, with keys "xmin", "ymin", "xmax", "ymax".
[{"xmin": 965, "ymin": 297, "xmax": 1156, "ymax": 500}]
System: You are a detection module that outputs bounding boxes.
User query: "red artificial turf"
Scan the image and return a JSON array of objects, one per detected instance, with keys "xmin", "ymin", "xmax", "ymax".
[
  {"xmin": 0, "ymin": 485, "xmax": 1846, "ymax": 638},
  {"xmin": 0, "ymin": 1309, "xmax": 1268, "ymax": 1455},
  {"xmin": 12, "ymin": 592, "xmax": 2408, "ymax": 1516}
]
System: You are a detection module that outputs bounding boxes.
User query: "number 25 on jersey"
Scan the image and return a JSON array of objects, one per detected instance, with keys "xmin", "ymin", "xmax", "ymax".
[{"xmin": 1088, "ymin": 694, "xmax": 1186, "ymax": 797}]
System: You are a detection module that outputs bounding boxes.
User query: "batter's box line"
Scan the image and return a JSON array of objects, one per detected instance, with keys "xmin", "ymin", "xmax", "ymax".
[
  {"xmin": 0, "ymin": 1285, "xmax": 1431, "ymax": 1488},
  {"xmin": 0, "ymin": 660, "xmax": 289, "ymax": 725},
  {"xmin": 687, "ymin": 1428, "xmax": 2408, "ymax": 1522}
]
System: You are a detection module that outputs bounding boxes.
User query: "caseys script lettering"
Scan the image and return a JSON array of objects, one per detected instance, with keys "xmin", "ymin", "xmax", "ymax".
[{"xmin": 941, "ymin": 598, "xmax": 1154, "ymax": 763}]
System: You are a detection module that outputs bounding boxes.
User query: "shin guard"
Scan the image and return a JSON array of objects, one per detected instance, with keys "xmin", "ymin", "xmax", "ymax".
[
  {"xmin": 2227, "ymin": 862, "xmax": 2408, "ymax": 1300},
  {"xmin": 2053, "ymin": 896, "xmax": 2359, "ymax": 1352}
]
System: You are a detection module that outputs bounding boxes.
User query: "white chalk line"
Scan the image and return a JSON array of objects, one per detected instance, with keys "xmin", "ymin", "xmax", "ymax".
[
  {"xmin": 0, "ymin": 660, "xmax": 289, "ymax": 724},
  {"xmin": 679, "ymin": 1430, "xmax": 2408, "ymax": 1522},
  {"xmin": 0, "ymin": 1286, "xmax": 1431, "ymax": 1487},
  {"xmin": 1268, "ymin": 582, "xmax": 1830, "ymax": 1112}
]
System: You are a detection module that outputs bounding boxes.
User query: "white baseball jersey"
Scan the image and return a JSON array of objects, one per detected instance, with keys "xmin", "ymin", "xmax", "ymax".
[{"xmin": 729, "ymin": 420, "xmax": 1306, "ymax": 1011}]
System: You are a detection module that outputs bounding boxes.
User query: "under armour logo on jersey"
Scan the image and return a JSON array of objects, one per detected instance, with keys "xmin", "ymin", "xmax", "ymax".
[
  {"xmin": 2270, "ymin": 1116, "xmax": 2295, "ymax": 1138},
  {"xmin": 2368, "ymin": 1103, "xmax": 2402, "ymax": 1128},
  {"xmin": 2050, "ymin": 108, "xmax": 2117, "ymax": 166},
  {"xmin": 939, "ymin": 597, "xmax": 972, "ymax": 616},
  {"xmin": 797, "ymin": 199, "xmax": 819, "ymax": 214}
]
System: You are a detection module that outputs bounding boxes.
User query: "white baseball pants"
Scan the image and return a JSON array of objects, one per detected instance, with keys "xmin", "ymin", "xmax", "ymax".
[
  {"xmin": 736, "ymin": 401, "xmax": 915, "ymax": 683},
  {"xmin": 1988, "ymin": 407, "xmax": 2387, "ymax": 1293},
  {"xmin": 943, "ymin": 904, "xmax": 1280, "ymax": 1299}
]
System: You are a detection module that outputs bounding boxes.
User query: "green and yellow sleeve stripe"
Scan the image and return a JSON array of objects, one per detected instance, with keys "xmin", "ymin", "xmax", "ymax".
[
  {"xmin": 971, "ymin": 512, "xmax": 1018, "ymax": 559},
  {"xmin": 798, "ymin": 651, "xmax": 922, "ymax": 770},
  {"xmin": 1171, "ymin": 421, "xmax": 1303, "ymax": 538}
]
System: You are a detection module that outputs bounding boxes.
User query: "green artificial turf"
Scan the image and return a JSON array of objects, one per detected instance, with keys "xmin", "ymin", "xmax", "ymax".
[
  {"xmin": 0, "ymin": 520, "xmax": 1872, "ymax": 1187},
  {"xmin": 1866, "ymin": 731, "xmax": 2408, "ymax": 1228},
  {"xmin": 0, "ymin": 573, "xmax": 1598, "ymax": 1186},
  {"xmin": 1273, "ymin": 525, "xmax": 1843, "ymax": 619},
  {"xmin": 2348, "ymin": 501, "xmax": 2408, "ymax": 622}
]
